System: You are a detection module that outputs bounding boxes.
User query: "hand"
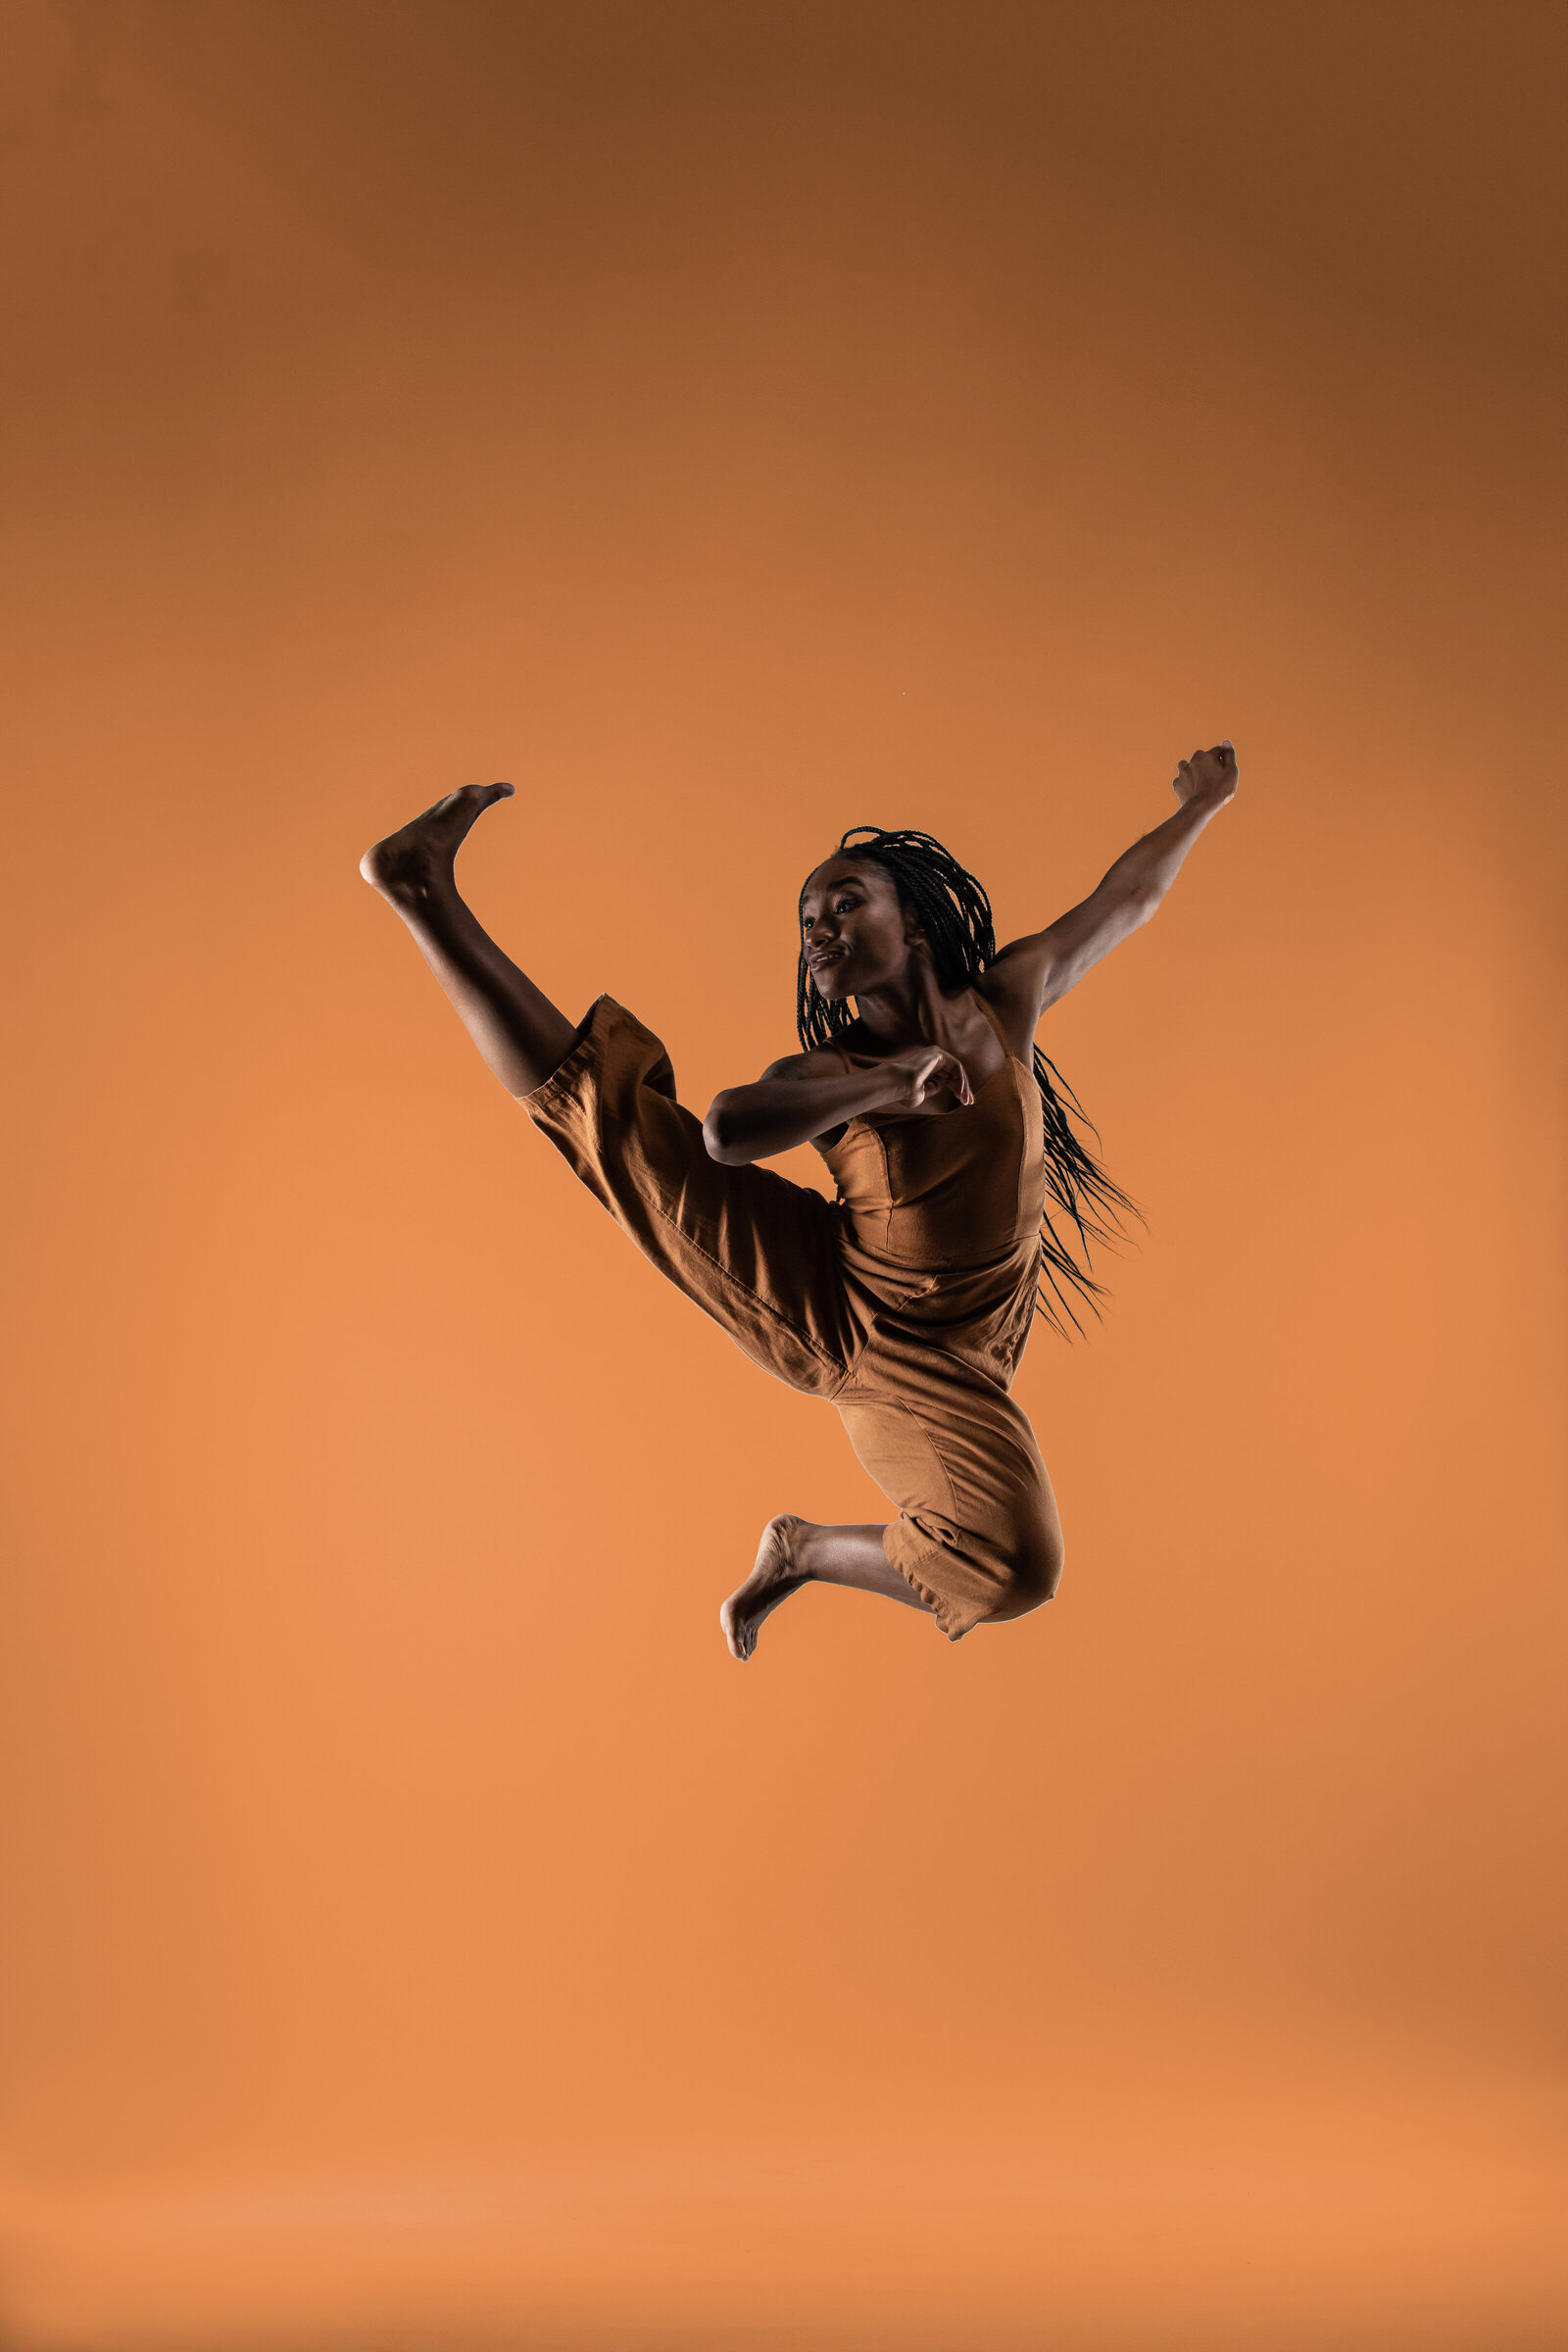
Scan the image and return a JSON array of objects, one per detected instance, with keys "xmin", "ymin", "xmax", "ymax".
[
  {"xmin": 883, "ymin": 1043, "xmax": 975, "ymax": 1114},
  {"xmin": 1172, "ymin": 740, "xmax": 1239, "ymax": 810}
]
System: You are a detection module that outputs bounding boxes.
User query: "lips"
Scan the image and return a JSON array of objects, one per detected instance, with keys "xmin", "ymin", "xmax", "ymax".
[{"xmin": 808, "ymin": 947, "xmax": 848, "ymax": 971}]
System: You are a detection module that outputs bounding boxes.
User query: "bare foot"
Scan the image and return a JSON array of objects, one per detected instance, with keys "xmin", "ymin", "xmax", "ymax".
[
  {"xmin": 360, "ymin": 780, "xmax": 514, "ymax": 907},
  {"xmin": 720, "ymin": 1513, "xmax": 811, "ymax": 1661}
]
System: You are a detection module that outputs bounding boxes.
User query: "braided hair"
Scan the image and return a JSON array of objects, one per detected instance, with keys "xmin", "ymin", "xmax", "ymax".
[{"xmin": 797, "ymin": 824, "xmax": 1141, "ymax": 1338}]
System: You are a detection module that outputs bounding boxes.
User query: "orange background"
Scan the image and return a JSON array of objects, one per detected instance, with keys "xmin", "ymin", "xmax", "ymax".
[{"xmin": 3, "ymin": 5, "xmax": 1565, "ymax": 2345}]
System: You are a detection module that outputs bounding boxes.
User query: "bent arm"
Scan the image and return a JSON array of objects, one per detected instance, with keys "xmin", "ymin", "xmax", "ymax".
[
  {"xmin": 988, "ymin": 742, "xmax": 1238, "ymax": 1018},
  {"xmin": 704, "ymin": 1054, "xmax": 904, "ymax": 1165}
]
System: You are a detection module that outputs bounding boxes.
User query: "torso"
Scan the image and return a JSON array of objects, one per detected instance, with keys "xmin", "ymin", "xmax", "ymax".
[
  {"xmin": 808, "ymin": 974, "xmax": 1033, "ymax": 1158},
  {"xmin": 810, "ymin": 974, "xmax": 1047, "ymax": 1324}
]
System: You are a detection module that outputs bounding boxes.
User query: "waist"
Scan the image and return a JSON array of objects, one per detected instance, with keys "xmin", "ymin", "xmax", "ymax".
[{"xmin": 832, "ymin": 1184, "xmax": 1045, "ymax": 1267}]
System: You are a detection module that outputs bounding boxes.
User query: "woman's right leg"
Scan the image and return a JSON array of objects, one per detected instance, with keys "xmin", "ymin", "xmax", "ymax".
[
  {"xmin": 366, "ymin": 799, "xmax": 900, "ymax": 1658},
  {"xmin": 360, "ymin": 782, "xmax": 577, "ymax": 1096}
]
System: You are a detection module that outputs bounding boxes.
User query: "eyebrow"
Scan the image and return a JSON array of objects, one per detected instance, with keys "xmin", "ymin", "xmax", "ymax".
[{"xmin": 800, "ymin": 876, "xmax": 865, "ymax": 908}]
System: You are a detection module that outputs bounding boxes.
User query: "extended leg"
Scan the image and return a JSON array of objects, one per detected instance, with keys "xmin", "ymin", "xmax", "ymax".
[
  {"xmin": 360, "ymin": 782, "xmax": 577, "ymax": 1096},
  {"xmin": 720, "ymin": 1514, "xmax": 928, "ymax": 1661}
]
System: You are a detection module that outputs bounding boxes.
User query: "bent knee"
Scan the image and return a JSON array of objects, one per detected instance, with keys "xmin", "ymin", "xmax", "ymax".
[{"xmin": 989, "ymin": 1521, "xmax": 1064, "ymax": 1622}]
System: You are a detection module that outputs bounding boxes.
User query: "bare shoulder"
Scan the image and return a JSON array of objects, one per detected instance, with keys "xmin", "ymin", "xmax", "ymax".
[{"xmin": 974, "ymin": 961, "xmax": 1041, "ymax": 1064}]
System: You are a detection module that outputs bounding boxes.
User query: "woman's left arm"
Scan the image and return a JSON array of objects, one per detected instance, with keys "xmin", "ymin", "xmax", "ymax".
[{"xmin": 986, "ymin": 741, "xmax": 1239, "ymax": 1019}]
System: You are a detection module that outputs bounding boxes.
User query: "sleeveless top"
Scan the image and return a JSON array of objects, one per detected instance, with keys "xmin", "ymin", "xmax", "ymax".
[{"xmin": 814, "ymin": 990, "xmax": 1048, "ymax": 1385}]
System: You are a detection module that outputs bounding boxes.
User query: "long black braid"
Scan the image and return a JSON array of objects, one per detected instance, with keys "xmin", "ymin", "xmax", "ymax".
[{"xmin": 797, "ymin": 824, "xmax": 1142, "ymax": 1338}]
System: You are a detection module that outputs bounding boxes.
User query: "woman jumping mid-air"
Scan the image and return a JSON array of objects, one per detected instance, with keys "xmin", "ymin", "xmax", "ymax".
[{"xmin": 361, "ymin": 742, "xmax": 1238, "ymax": 1660}]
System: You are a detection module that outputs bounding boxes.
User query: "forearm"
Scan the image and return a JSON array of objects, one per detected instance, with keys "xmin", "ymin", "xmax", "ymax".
[
  {"xmin": 704, "ymin": 1064, "xmax": 899, "ymax": 1163},
  {"xmin": 1102, "ymin": 792, "xmax": 1225, "ymax": 906}
]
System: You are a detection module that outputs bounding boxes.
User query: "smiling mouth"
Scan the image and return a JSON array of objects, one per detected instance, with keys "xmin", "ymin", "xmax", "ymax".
[{"xmin": 808, "ymin": 948, "xmax": 848, "ymax": 971}]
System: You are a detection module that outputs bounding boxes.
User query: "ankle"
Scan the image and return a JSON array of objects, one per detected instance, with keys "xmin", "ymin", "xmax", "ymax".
[
  {"xmin": 389, "ymin": 858, "xmax": 457, "ymax": 915},
  {"xmin": 784, "ymin": 1516, "xmax": 822, "ymax": 1580}
]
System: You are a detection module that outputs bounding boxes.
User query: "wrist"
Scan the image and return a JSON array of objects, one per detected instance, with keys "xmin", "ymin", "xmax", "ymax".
[
  {"xmin": 866, "ymin": 1057, "xmax": 906, "ymax": 1110},
  {"xmin": 1187, "ymin": 783, "xmax": 1233, "ymax": 821}
]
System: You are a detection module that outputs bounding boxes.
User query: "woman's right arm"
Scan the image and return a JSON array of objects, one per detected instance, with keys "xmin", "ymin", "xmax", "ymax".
[{"xmin": 703, "ymin": 1045, "xmax": 972, "ymax": 1165}]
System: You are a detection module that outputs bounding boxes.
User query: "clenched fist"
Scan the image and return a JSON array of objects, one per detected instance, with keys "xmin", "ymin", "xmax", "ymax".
[
  {"xmin": 883, "ymin": 1043, "xmax": 975, "ymax": 1114},
  {"xmin": 1172, "ymin": 741, "xmax": 1239, "ymax": 810}
]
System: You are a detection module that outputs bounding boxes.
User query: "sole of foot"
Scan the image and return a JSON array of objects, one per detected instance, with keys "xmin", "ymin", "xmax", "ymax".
[{"xmin": 719, "ymin": 1512, "xmax": 807, "ymax": 1663}]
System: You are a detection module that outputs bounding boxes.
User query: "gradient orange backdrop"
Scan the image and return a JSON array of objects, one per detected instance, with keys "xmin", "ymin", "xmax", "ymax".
[{"xmin": 3, "ymin": 5, "xmax": 1565, "ymax": 2346}]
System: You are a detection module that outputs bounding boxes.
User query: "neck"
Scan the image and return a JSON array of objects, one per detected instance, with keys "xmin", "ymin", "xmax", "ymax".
[{"xmin": 849, "ymin": 954, "xmax": 959, "ymax": 1046}]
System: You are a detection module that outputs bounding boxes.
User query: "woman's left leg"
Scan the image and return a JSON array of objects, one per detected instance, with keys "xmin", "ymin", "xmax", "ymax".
[{"xmin": 720, "ymin": 1514, "xmax": 929, "ymax": 1661}]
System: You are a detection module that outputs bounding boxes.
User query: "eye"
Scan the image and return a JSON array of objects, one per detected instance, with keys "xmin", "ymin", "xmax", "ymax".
[{"xmin": 801, "ymin": 892, "xmax": 858, "ymax": 932}]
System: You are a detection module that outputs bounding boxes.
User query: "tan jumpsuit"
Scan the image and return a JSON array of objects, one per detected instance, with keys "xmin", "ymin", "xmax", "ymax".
[{"xmin": 521, "ymin": 991, "xmax": 1063, "ymax": 1639}]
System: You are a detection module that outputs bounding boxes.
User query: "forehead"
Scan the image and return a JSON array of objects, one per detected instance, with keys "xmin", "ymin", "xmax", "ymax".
[{"xmin": 799, "ymin": 855, "xmax": 891, "ymax": 906}]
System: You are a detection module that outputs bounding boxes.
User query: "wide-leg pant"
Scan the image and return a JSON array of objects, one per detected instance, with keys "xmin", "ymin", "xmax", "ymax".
[{"xmin": 521, "ymin": 995, "xmax": 1062, "ymax": 1639}]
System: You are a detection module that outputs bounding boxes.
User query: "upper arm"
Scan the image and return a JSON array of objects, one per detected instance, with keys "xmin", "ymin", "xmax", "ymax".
[
  {"xmin": 707, "ymin": 1046, "xmax": 824, "ymax": 1121},
  {"xmin": 987, "ymin": 880, "xmax": 1155, "ymax": 1023},
  {"xmin": 757, "ymin": 1052, "xmax": 813, "ymax": 1083},
  {"xmin": 703, "ymin": 1044, "xmax": 843, "ymax": 1162}
]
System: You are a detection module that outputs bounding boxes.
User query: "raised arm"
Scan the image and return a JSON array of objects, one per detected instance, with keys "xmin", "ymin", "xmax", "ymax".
[{"xmin": 985, "ymin": 741, "xmax": 1239, "ymax": 1024}]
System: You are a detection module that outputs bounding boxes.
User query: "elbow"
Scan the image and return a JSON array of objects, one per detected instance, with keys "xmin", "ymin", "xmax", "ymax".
[{"xmin": 703, "ymin": 1097, "xmax": 752, "ymax": 1164}]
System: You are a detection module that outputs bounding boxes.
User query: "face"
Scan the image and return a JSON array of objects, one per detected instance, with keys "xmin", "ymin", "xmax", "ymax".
[{"xmin": 798, "ymin": 856, "xmax": 923, "ymax": 1003}]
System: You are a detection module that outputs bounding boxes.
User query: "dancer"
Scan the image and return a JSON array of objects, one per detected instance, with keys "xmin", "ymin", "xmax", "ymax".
[{"xmin": 361, "ymin": 743, "xmax": 1239, "ymax": 1659}]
